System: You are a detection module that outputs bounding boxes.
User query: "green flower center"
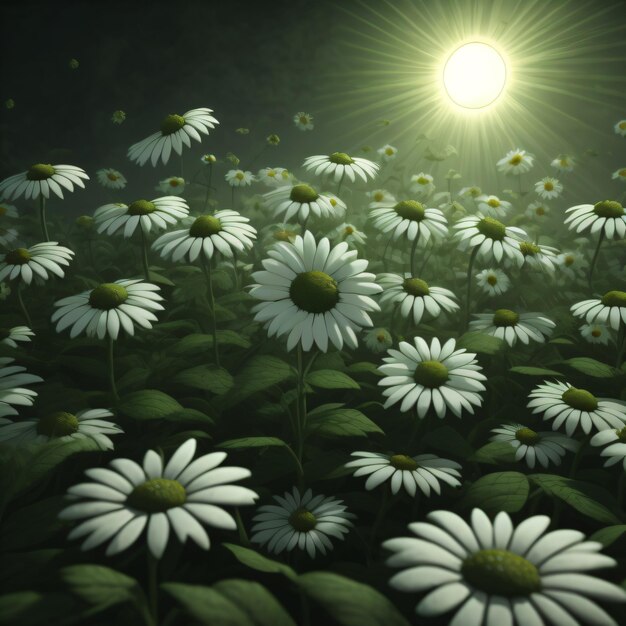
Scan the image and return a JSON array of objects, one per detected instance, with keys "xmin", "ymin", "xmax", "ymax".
[
  {"xmin": 493, "ymin": 309, "xmax": 519, "ymax": 327},
  {"xmin": 4, "ymin": 248, "xmax": 31, "ymax": 265},
  {"xmin": 89, "ymin": 283, "xmax": 129, "ymax": 310},
  {"xmin": 160, "ymin": 114, "xmax": 185, "ymax": 135},
  {"xmin": 127, "ymin": 478, "xmax": 186, "ymax": 513},
  {"xmin": 289, "ymin": 508, "xmax": 317, "ymax": 532},
  {"xmin": 37, "ymin": 411, "xmax": 79, "ymax": 437},
  {"xmin": 601, "ymin": 290, "xmax": 626, "ymax": 307},
  {"xmin": 290, "ymin": 271, "xmax": 339, "ymax": 313},
  {"xmin": 487, "ymin": 274, "xmax": 498, "ymax": 286},
  {"xmin": 26, "ymin": 163, "xmax": 55, "ymax": 181},
  {"xmin": 562, "ymin": 387, "xmax": 598, "ymax": 412},
  {"xmin": 394, "ymin": 200, "xmax": 425, "ymax": 221},
  {"xmin": 416, "ymin": 176, "xmax": 430, "ymax": 185},
  {"xmin": 564, "ymin": 255, "xmax": 575, "ymax": 266},
  {"xmin": 535, "ymin": 206, "xmax": 545, "ymax": 216},
  {"xmin": 274, "ymin": 229, "xmax": 296, "ymax": 242},
  {"xmin": 615, "ymin": 426, "xmax": 626, "ymax": 442},
  {"xmin": 389, "ymin": 454, "xmax": 418, "ymax": 471},
  {"xmin": 544, "ymin": 181, "xmax": 554, "ymax": 191},
  {"xmin": 462, "ymin": 549, "xmax": 541, "ymax": 596},
  {"xmin": 469, "ymin": 187, "xmax": 481, "ymax": 197},
  {"xmin": 76, "ymin": 215, "xmax": 94, "ymax": 229},
  {"xmin": 414, "ymin": 360, "xmax": 449, "ymax": 388},
  {"xmin": 190, "ymin": 215, "xmax": 222, "ymax": 237},
  {"xmin": 515, "ymin": 427, "xmax": 540, "ymax": 446},
  {"xmin": 329, "ymin": 152, "xmax": 354, "ymax": 165},
  {"xmin": 487, "ymin": 198, "xmax": 500, "ymax": 208},
  {"xmin": 127, "ymin": 200, "xmax": 156, "ymax": 215},
  {"xmin": 290, "ymin": 184, "xmax": 318, "ymax": 204},
  {"xmin": 509, "ymin": 155, "xmax": 522, "ymax": 165},
  {"xmin": 403, "ymin": 278, "xmax": 430, "ymax": 297},
  {"xmin": 593, "ymin": 200, "xmax": 624, "ymax": 218},
  {"xmin": 477, "ymin": 217, "xmax": 506, "ymax": 241},
  {"xmin": 520, "ymin": 242, "xmax": 540, "ymax": 256}
]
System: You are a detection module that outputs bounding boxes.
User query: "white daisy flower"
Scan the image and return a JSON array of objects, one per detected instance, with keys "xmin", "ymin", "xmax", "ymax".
[
  {"xmin": 410, "ymin": 172, "xmax": 435, "ymax": 196},
  {"xmin": 551, "ymin": 154, "xmax": 576, "ymax": 172},
  {"xmin": 0, "ymin": 408, "xmax": 123, "ymax": 450},
  {"xmin": 257, "ymin": 167, "xmax": 291, "ymax": 187},
  {"xmin": 369, "ymin": 200, "xmax": 448, "ymax": 244},
  {"xmin": 303, "ymin": 152, "xmax": 378, "ymax": 183},
  {"xmin": 470, "ymin": 310, "xmax": 555, "ymax": 347},
  {"xmin": 0, "ymin": 201, "xmax": 18, "ymax": 219},
  {"xmin": 514, "ymin": 241, "xmax": 559, "ymax": 273},
  {"xmin": 1, "ymin": 326, "xmax": 34, "ymax": 348},
  {"xmin": 383, "ymin": 508, "xmax": 626, "ymax": 625},
  {"xmin": 59, "ymin": 438, "xmax": 258, "ymax": 559},
  {"xmin": 364, "ymin": 327, "xmax": 393, "ymax": 353},
  {"xmin": 225, "ymin": 169, "xmax": 254, "ymax": 188},
  {"xmin": 611, "ymin": 167, "xmax": 626, "ymax": 182},
  {"xmin": 251, "ymin": 487, "xmax": 353, "ymax": 559},
  {"xmin": 262, "ymin": 223, "xmax": 301, "ymax": 248},
  {"xmin": 528, "ymin": 380, "xmax": 626, "ymax": 436},
  {"xmin": 294, "ymin": 111, "xmax": 314, "ymax": 131},
  {"xmin": 571, "ymin": 290, "xmax": 626, "ymax": 331},
  {"xmin": 458, "ymin": 186, "xmax": 482, "ymax": 200},
  {"xmin": 157, "ymin": 176, "xmax": 185, "ymax": 195},
  {"xmin": 475, "ymin": 268, "xmax": 510, "ymax": 296},
  {"xmin": 565, "ymin": 200, "xmax": 626, "ymax": 239},
  {"xmin": 476, "ymin": 195, "xmax": 512, "ymax": 219},
  {"xmin": 325, "ymin": 193, "xmax": 347, "ymax": 218},
  {"xmin": 556, "ymin": 250, "xmax": 588, "ymax": 281},
  {"xmin": 0, "ymin": 164, "xmax": 89, "ymax": 201},
  {"xmin": 591, "ymin": 426, "xmax": 626, "ymax": 470},
  {"xmin": 0, "ymin": 242, "xmax": 74, "ymax": 285},
  {"xmin": 377, "ymin": 144, "xmax": 398, "ymax": 161},
  {"xmin": 263, "ymin": 183, "xmax": 338, "ymax": 223},
  {"xmin": 96, "ymin": 168, "xmax": 127, "ymax": 190},
  {"xmin": 378, "ymin": 273, "xmax": 459, "ymax": 324},
  {"xmin": 378, "ymin": 337, "xmax": 486, "ymax": 419},
  {"xmin": 580, "ymin": 323, "xmax": 612, "ymax": 345},
  {"xmin": 497, "ymin": 148, "xmax": 534, "ymax": 175},
  {"xmin": 200, "ymin": 153, "xmax": 216, "ymax": 165},
  {"xmin": 453, "ymin": 215, "xmax": 527, "ymax": 265},
  {"xmin": 346, "ymin": 451, "xmax": 461, "ymax": 497},
  {"xmin": 534, "ymin": 177, "xmax": 563, "ymax": 200},
  {"xmin": 0, "ymin": 227, "xmax": 19, "ymax": 248},
  {"xmin": 250, "ymin": 231, "xmax": 381, "ymax": 352},
  {"xmin": 0, "ymin": 357, "xmax": 42, "ymax": 418},
  {"xmin": 614, "ymin": 119, "xmax": 626, "ymax": 137},
  {"xmin": 366, "ymin": 188, "xmax": 395, "ymax": 203},
  {"xmin": 330, "ymin": 223, "xmax": 366, "ymax": 247},
  {"xmin": 525, "ymin": 201, "xmax": 550, "ymax": 221},
  {"xmin": 152, "ymin": 210, "xmax": 256, "ymax": 262},
  {"xmin": 490, "ymin": 423, "xmax": 578, "ymax": 469},
  {"xmin": 52, "ymin": 279, "xmax": 164, "ymax": 340},
  {"xmin": 93, "ymin": 196, "xmax": 189, "ymax": 238},
  {"xmin": 128, "ymin": 108, "xmax": 218, "ymax": 167}
]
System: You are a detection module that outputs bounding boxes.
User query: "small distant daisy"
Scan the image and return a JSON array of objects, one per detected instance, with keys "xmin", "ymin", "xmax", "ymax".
[
  {"xmin": 251, "ymin": 487, "xmax": 353, "ymax": 559},
  {"xmin": 458, "ymin": 186, "xmax": 482, "ymax": 200},
  {"xmin": 497, "ymin": 148, "xmax": 534, "ymax": 175},
  {"xmin": 556, "ymin": 250, "xmax": 588, "ymax": 280},
  {"xmin": 0, "ymin": 357, "xmax": 42, "ymax": 417},
  {"xmin": 525, "ymin": 201, "xmax": 550, "ymax": 220},
  {"xmin": 476, "ymin": 194, "xmax": 512, "ymax": 219},
  {"xmin": 0, "ymin": 242, "xmax": 74, "ymax": 285},
  {"xmin": 325, "ymin": 193, "xmax": 347, "ymax": 218},
  {"xmin": 0, "ymin": 163, "xmax": 89, "ymax": 201},
  {"xmin": 580, "ymin": 323, "xmax": 612, "ymax": 345},
  {"xmin": 0, "ymin": 227, "xmax": 18, "ymax": 248},
  {"xmin": 528, "ymin": 380, "xmax": 626, "ymax": 435},
  {"xmin": 157, "ymin": 176, "xmax": 185, "ymax": 195},
  {"xmin": 591, "ymin": 426, "xmax": 626, "ymax": 470},
  {"xmin": 378, "ymin": 273, "xmax": 459, "ymax": 324},
  {"xmin": 612, "ymin": 167, "xmax": 626, "ymax": 182},
  {"xmin": 111, "ymin": 110, "xmax": 126, "ymax": 124},
  {"xmin": 200, "ymin": 154, "xmax": 216, "ymax": 165},
  {"xmin": 534, "ymin": 177, "xmax": 562, "ymax": 200},
  {"xmin": 378, "ymin": 336, "xmax": 486, "ymax": 418},
  {"xmin": 366, "ymin": 189, "xmax": 395, "ymax": 204},
  {"xmin": 96, "ymin": 168, "xmax": 127, "ymax": 190},
  {"xmin": 152, "ymin": 210, "xmax": 256, "ymax": 262},
  {"xmin": 1, "ymin": 326, "xmax": 34, "ymax": 348},
  {"xmin": 294, "ymin": 111, "xmax": 314, "ymax": 131},
  {"xmin": 330, "ymin": 223, "xmax": 366, "ymax": 247},
  {"xmin": 303, "ymin": 152, "xmax": 378, "ymax": 183},
  {"xmin": 490, "ymin": 423, "xmax": 578, "ymax": 468},
  {"xmin": 614, "ymin": 119, "xmax": 626, "ymax": 137},
  {"xmin": 0, "ymin": 408, "xmax": 123, "ymax": 450},
  {"xmin": 475, "ymin": 268, "xmax": 510, "ymax": 296},
  {"xmin": 364, "ymin": 328, "xmax": 393, "ymax": 353},
  {"xmin": 52, "ymin": 279, "xmax": 164, "ymax": 340},
  {"xmin": 225, "ymin": 169, "xmax": 254, "ymax": 187},
  {"xmin": 377, "ymin": 144, "xmax": 398, "ymax": 162},
  {"xmin": 571, "ymin": 290, "xmax": 626, "ymax": 331},
  {"xmin": 470, "ymin": 309, "xmax": 555, "ymax": 347},
  {"xmin": 263, "ymin": 183, "xmax": 338, "ymax": 223},
  {"xmin": 262, "ymin": 223, "xmax": 301, "ymax": 247},
  {"xmin": 346, "ymin": 451, "xmax": 461, "ymax": 497},
  {"xmin": 94, "ymin": 196, "xmax": 189, "ymax": 238},
  {"xmin": 514, "ymin": 241, "xmax": 559, "ymax": 273},
  {"xmin": 128, "ymin": 107, "xmax": 218, "ymax": 167},
  {"xmin": 257, "ymin": 167, "xmax": 290, "ymax": 187},
  {"xmin": 551, "ymin": 154, "xmax": 575, "ymax": 172},
  {"xmin": 369, "ymin": 200, "xmax": 448, "ymax": 243},
  {"xmin": 565, "ymin": 200, "xmax": 626, "ymax": 239},
  {"xmin": 409, "ymin": 172, "xmax": 435, "ymax": 196},
  {"xmin": 0, "ymin": 201, "xmax": 18, "ymax": 219}
]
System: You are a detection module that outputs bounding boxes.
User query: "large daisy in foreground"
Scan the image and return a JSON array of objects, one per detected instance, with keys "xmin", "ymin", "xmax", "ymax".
[
  {"xmin": 249, "ymin": 231, "xmax": 381, "ymax": 352},
  {"xmin": 565, "ymin": 200, "xmax": 626, "ymax": 239},
  {"xmin": 383, "ymin": 508, "xmax": 626, "ymax": 626},
  {"xmin": 303, "ymin": 152, "xmax": 379, "ymax": 183},
  {"xmin": 0, "ymin": 163, "xmax": 89, "ymax": 201},
  {"xmin": 59, "ymin": 438, "xmax": 258, "ymax": 558}
]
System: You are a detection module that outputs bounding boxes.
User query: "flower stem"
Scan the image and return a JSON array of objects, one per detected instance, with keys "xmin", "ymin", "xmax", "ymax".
[
  {"xmin": 203, "ymin": 164, "xmax": 213, "ymax": 211},
  {"xmin": 588, "ymin": 230, "xmax": 605, "ymax": 290},
  {"xmin": 295, "ymin": 344, "xmax": 307, "ymax": 464},
  {"xmin": 39, "ymin": 196, "xmax": 50, "ymax": 242},
  {"xmin": 231, "ymin": 186, "xmax": 236, "ymax": 210},
  {"xmin": 464, "ymin": 247, "xmax": 479, "ymax": 330},
  {"xmin": 337, "ymin": 171, "xmax": 346, "ymax": 196},
  {"xmin": 147, "ymin": 551, "xmax": 159, "ymax": 626},
  {"xmin": 16, "ymin": 283, "xmax": 33, "ymax": 327},
  {"xmin": 201, "ymin": 257, "xmax": 220, "ymax": 367},
  {"xmin": 234, "ymin": 507, "xmax": 250, "ymax": 546},
  {"xmin": 139, "ymin": 228, "xmax": 150, "ymax": 281},
  {"xmin": 409, "ymin": 233, "xmax": 419, "ymax": 276},
  {"xmin": 108, "ymin": 336, "xmax": 119, "ymax": 401}
]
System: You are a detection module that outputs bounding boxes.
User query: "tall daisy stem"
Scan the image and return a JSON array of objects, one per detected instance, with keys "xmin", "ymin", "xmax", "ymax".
[
  {"xmin": 588, "ymin": 230, "xmax": 605, "ymax": 290},
  {"xmin": 295, "ymin": 345, "xmax": 308, "ymax": 464},
  {"xmin": 201, "ymin": 257, "xmax": 220, "ymax": 367},
  {"xmin": 464, "ymin": 247, "xmax": 479, "ymax": 330},
  {"xmin": 139, "ymin": 228, "xmax": 150, "ymax": 281},
  {"xmin": 409, "ymin": 234, "xmax": 419, "ymax": 276},
  {"xmin": 39, "ymin": 196, "xmax": 50, "ymax": 242},
  {"xmin": 108, "ymin": 336, "xmax": 119, "ymax": 401},
  {"xmin": 147, "ymin": 551, "xmax": 159, "ymax": 625},
  {"xmin": 16, "ymin": 283, "xmax": 33, "ymax": 327},
  {"xmin": 231, "ymin": 186, "xmax": 236, "ymax": 210},
  {"xmin": 234, "ymin": 507, "xmax": 250, "ymax": 546},
  {"xmin": 203, "ymin": 164, "xmax": 213, "ymax": 211}
]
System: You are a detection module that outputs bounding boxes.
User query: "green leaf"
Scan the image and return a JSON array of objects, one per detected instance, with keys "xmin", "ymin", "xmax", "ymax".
[
  {"xmin": 461, "ymin": 472, "xmax": 529, "ymax": 513},
  {"xmin": 471, "ymin": 441, "xmax": 517, "ymax": 465},
  {"xmin": 222, "ymin": 543, "xmax": 297, "ymax": 580},
  {"xmin": 562, "ymin": 357, "xmax": 618, "ymax": 378},
  {"xmin": 307, "ymin": 406, "xmax": 383, "ymax": 438},
  {"xmin": 174, "ymin": 365, "xmax": 234, "ymax": 395},
  {"xmin": 147, "ymin": 270, "xmax": 175, "ymax": 286},
  {"xmin": 118, "ymin": 389, "xmax": 182, "ymax": 420},
  {"xmin": 0, "ymin": 592, "xmax": 79, "ymax": 626},
  {"xmin": 529, "ymin": 474, "xmax": 621, "ymax": 524},
  {"xmin": 549, "ymin": 337, "xmax": 575, "ymax": 345},
  {"xmin": 226, "ymin": 356, "xmax": 294, "ymax": 404},
  {"xmin": 306, "ymin": 369, "xmax": 360, "ymax": 389},
  {"xmin": 162, "ymin": 408, "xmax": 214, "ymax": 424},
  {"xmin": 218, "ymin": 437, "xmax": 288, "ymax": 449},
  {"xmin": 172, "ymin": 332, "xmax": 251, "ymax": 355},
  {"xmin": 509, "ymin": 366, "xmax": 564, "ymax": 376},
  {"xmin": 589, "ymin": 525, "xmax": 626, "ymax": 547},
  {"xmin": 297, "ymin": 572, "xmax": 410, "ymax": 626},
  {"xmin": 347, "ymin": 362, "xmax": 381, "ymax": 375},
  {"xmin": 457, "ymin": 331, "xmax": 505, "ymax": 355}
]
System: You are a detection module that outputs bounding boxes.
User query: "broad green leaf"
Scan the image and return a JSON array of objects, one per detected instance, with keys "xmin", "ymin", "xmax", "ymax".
[
  {"xmin": 589, "ymin": 525, "xmax": 626, "ymax": 547},
  {"xmin": 227, "ymin": 355, "xmax": 294, "ymax": 404},
  {"xmin": 116, "ymin": 367, "xmax": 151, "ymax": 392},
  {"xmin": 222, "ymin": 543, "xmax": 297, "ymax": 580},
  {"xmin": 549, "ymin": 337, "xmax": 575, "ymax": 345},
  {"xmin": 147, "ymin": 270, "xmax": 175, "ymax": 286},
  {"xmin": 509, "ymin": 366, "xmax": 563, "ymax": 376},
  {"xmin": 218, "ymin": 437, "xmax": 288, "ymax": 449},
  {"xmin": 306, "ymin": 369, "xmax": 360, "ymax": 390},
  {"xmin": 562, "ymin": 357, "xmax": 618, "ymax": 378},
  {"xmin": 457, "ymin": 331, "xmax": 505, "ymax": 355},
  {"xmin": 347, "ymin": 362, "xmax": 381, "ymax": 375},
  {"xmin": 149, "ymin": 319, "xmax": 198, "ymax": 335},
  {"xmin": 307, "ymin": 407, "xmax": 383, "ymax": 438},
  {"xmin": 118, "ymin": 389, "xmax": 182, "ymax": 420},
  {"xmin": 461, "ymin": 472, "xmax": 529, "ymax": 513},
  {"xmin": 162, "ymin": 408, "xmax": 214, "ymax": 424},
  {"xmin": 174, "ymin": 365, "xmax": 234, "ymax": 395},
  {"xmin": 172, "ymin": 331, "xmax": 251, "ymax": 355},
  {"xmin": 471, "ymin": 441, "xmax": 517, "ymax": 465}
]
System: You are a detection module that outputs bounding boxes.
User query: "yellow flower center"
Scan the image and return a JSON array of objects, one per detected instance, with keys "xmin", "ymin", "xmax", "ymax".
[
  {"xmin": 89, "ymin": 283, "xmax": 129, "ymax": 310},
  {"xmin": 509, "ymin": 154, "xmax": 522, "ymax": 165},
  {"xmin": 37, "ymin": 411, "xmax": 79, "ymax": 437},
  {"xmin": 160, "ymin": 114, "xmax": 185, "ymax": 135},
  {"xmin": 593, "ymin": 200, "xmax": 624, "ymax": 218},
  {"xmin": 389, "ymin": 454, "xmax": 418, "ymax": 470},
  {"xmin": 403, "ymin": 277, "xmax": 430, "ymax": 297},
  {"xmin": 394, "ymin": 200, "xmax": 426, "ymax": 221},
  {"xmin": 290, "ymin": 271, "xmax": 339, "ymax": 313},
  {"xmin": 601, "ymin": 290, "xmax": 626, "ymax": 307},
  {"xmin": 107, "ymin": 172, "xmax": 119, "ymax": 181},
  {"xmin": 4, "ymin": 248, "xmax": 31, "ymax": 265},
  {"xmin": 329, "ymin": 152, "xmax": 354, "ymax": 165},
  {"xmin": 127, "ymin": 479, "xmax": 186, "ymax": 512},
  {"xmin": 290, "ymin": 184, "xmax": 318, "ymax": 204},
  {"xmin": 414, "ymin": 360, "xmax": 449, "ymax": 388},
  {"xmin": 515, "ymin": 427, "xmax": 539, "ymax": 445},
  {"xmin": 26, "ymin": 164, "xmax": 55, "ymax": 181},
  {"xmin": 477, "ymin": 217, "xmax": 506, "ymax": 241},
  {"xmin": 493, "ymin": 309, "xmax": 519, "ymax": 327},
  {"xmin": 289, "ymin": 508, "xmax": 317, "ymax": 532},
  {"xmin": 486, "ymin": 274, "xmax": 498, "ymax": 286},
  {"xmin": 190, "ymin": 215, "xmax": 222, "ymax": 237},
  {"xmin": 562, "ymin": 387, "xmax": 598, "ymax": 412},
  {"xmin": 127, "ymin": 200, "xmax": 156, "ymax": 215},
  {"xmin": 544, "ymin": 181, "xmax": 554, "ymax": 191}
]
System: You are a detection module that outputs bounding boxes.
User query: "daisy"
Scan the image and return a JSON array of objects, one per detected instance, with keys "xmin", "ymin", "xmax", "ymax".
[
  {"xmin": 611, "ymin": 167, "xmax": 626, "ymax": 182},
  {"xmin": 346, "ymin": 451, "xmax": 461, "ymax": 497},
  {"xmin": 1, "ymin": 326, "xmax": 34, "ymax": 348},
  {"xmin": 263, "ymin": 183, "xmax": 338, "ymax": 223},
  {"xmin": 378, "ymin": 273, "xmax": 459, "ymax": 324},
  {"xmin": 383, "ymin": 508, "xmax": 626, "ymax": 625},
  {"xmin": 157, "ymin": 176, "xmax": 185, "ymax": 195},
  {"xmin": 330, "ymin": 223, "xmax": 366, "ymax": 247},
  {"xmin": 497, "ymin": 149, "xmax": 534, "ymax": 176},
  {"xmin": 93, "ymin": 196, "xmax": 189, "ymax": 238},
  {"xmin": 556, "ymin": 250, "xmax": 588, "ymax": 281},
  {"xmin": 0, "ymin": 201, "xmax": 18, "ymax": 219},
  {"xmin": 571, "ymin": 290, "xmax": 626, "ymax": 331},
  {"xmin": 364, "ymin": 327, "xmax": 393, "ymax": 353},
  {"xmin": 128, "ymin": 107, "xmax": 218, "ymax": 167},
  {"xmin": 0, "ymin": 357, "xmax": 42, "ymax": 417},
  {"xmin": 249, "ymin": 231, "xmax": 381, "ymax": 352},
  {"xmin": 251, "ymin": 487, "xmax": 353, "ymax": 559},
  {"xmin": 515, "ymin": 241, "xmax": 559, "ymax": 273},
  {"xmin": 490, "ymin": 423, "xmax": 578, "ymax": 469},
  {"xmin": 410, "ymin": 172, "xmax": 435, "ymax": 196},
  {"xmin": 475, "ymin": 268, "xmax": 510, "ymax": 296},
  {"xmin": 580, "ymin": 323, "xmax": 612, "ymax": 345},
  {"xmin": 551, "ymin": 154, "xmax": 575, "ymax": 172},
  {"xmin": 369, "ymin": 200, "xmax": 448, "ymax": 244},
  {"xmin": 225, "ymin": 170, "xmax": 254, "ymax": 188},
  {"xmin": 378, "ymin": 336, "xmax": 486, "ymax": 419},
  {"xmin": 59, "ymin": 438, "xmax": 258, "ymax": 559},
  {"xmin": 200, "ymin": 154, "xmax": 216, "ymax": 165},
  {"xmin": 476, "ymin": 195, "xmax": 512, "ymax": 219},
  {"xmin": 0, "ymin": 164, "xmax": 89, "ymax": 201},
  {"xmin": 96, "ymin": 168, "xmax": 127, "ymax": 190},
  {"xmin": 0, "ymin": 227, "xmax": 18, "ymax": 248},
  {"xmin": 614, "ymin": 119, "xmax": 626, "ymax": 137},
  {"xmin": 266, "ymin": 134, "xmax": 280, "ymax": 146},
  {"xmin": 591, "ymin": 426, "xmax": 626, "ymax": 470},
  {"xmin": 303, "ymin": 152, "xmax": 378, "ymax": 183},
  {"xmin": 0, "ymin": 408, "xmax": 123, "ymax": 450},
  {"xmin": 257, "ymin": 167, "xmax": 290, "ymax": 187},
  {"xmin": 528, "ymin": 380, "xmax": 626, "ymax": 435},
  {"xmin": 377, "ymin": 144, "xmax": 398, "ymax": 162},
  {"xmin": 0, "ymin": 242, "xmax": 74, "ymax": 285},
  {"xmin": 262, "ymin": 223, "xmax": 301, "ymax": 248},
  {"xmin": 525, "ymin": 201, "xmax": 550, "ymax": 221},
  {"xmin": 458, "ymin": 186, "xmax": 482, "ymax": 200},
  {"xmin": 470, "ymin": 310, "xmax": 555, "ymax": 347},
  {"xmin": 52, "ymin": 279, "xmax": 164, "ymax": 340},
  {"xmin": 534, "ymin": 177, "xmax": 563, "ymax": 200},
  {"xmin": 366, "ymin": 189, "xmax": 395, "ymax": 203},
  {"xmin": 294, "ymin": 111, "xmax": 314, "ymax": 131},
  {"xmin": 152, "ymin": 210, "xmax": 256, "ymax": 262}
]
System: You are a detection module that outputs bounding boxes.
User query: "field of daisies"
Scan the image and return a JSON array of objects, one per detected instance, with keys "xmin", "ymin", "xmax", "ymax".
[{"xmin": 0, "ymin": 106, "xmax": 626, "ymax": 626}]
